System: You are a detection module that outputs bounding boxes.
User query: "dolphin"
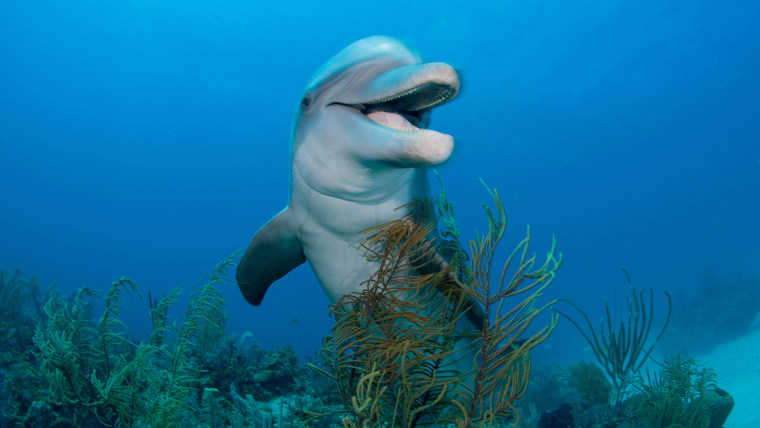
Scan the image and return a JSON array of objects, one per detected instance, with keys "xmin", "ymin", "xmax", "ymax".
[{"xmin": 237, "ymin": 36, "xmax": 483, "ymax": 329}]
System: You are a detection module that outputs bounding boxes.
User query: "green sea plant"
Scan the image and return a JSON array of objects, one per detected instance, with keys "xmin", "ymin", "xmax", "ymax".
[
  {"xmin": 556, "ymin": 280, "xmax": 671, "ymax": 402},
  {"xmin": 625, "ymin": 353, "xmax": 730, "ymax": 428},
  {"xmin": 145, "ymin": 261, "xmax": 229, "ymax": 426},
  {"xmin": 560, "ymin": 360, "xmax": 612, "ymax": 407},
  {"xmin": 228, "ymin": 386, "xmax": 273, "ymax": 427},
  {"xmin": 310, "ymin": 182, "xmax": 561, "ymax": 427},
  {"xmin": 33, "ymin": 258, "xmax": 231, "ymax": 427}
]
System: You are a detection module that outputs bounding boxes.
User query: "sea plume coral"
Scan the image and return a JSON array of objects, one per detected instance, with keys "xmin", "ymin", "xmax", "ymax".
[
  {"xmin": 556, "ymin": 282, "xmax": 671, "ymax": 402},
  {"xmin": 310, "ymin": 181, "xmax": 561, "ymax": 427}
]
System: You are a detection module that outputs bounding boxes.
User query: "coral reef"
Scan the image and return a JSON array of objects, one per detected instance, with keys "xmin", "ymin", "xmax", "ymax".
[
  {"xmin": 4, "ymin": 178, "xmax": 560, "ymax": 427},
  {"xmin": 2, "ymin": 184, "xmax": 744, "ymax": 427},
  {"xmin": 518, "ymin": 353, "xmax": 734, "ymax": 428},
  {"xmin": 0, "ymin": 269, "xmax": 47, "ymax": 425},
  {"xmin": 524, "ymin": 275, "xmax": 735, "ymax": 428},
  {"xmin": 0, "ymin": 265, "xmax": 341, "ymax": 427},
  {"xmin": 560, "ymin": 361, "xmax": 612, "ymax": 407},
  {"xmin": 625, "ymin": 353, "xmax": 733, "ymax": 428},
  {"xmin": 0, "ymin": 269, "xmax": 42, "ymax": 321},
  {"xmin": 668, "ymin": 272, "xmax": 760, "ymax": 354}
]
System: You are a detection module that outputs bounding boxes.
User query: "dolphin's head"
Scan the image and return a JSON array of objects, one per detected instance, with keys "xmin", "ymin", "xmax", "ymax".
[{"xmin": 291, "ymin": 36, "xmax": 460, "ymax": 200}]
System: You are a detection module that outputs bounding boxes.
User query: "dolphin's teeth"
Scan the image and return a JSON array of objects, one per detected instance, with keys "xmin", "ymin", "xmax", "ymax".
[
  {"xmin": 385, "ymin": 124, "xmax": 420, "ymax": 132},
  {"xmin": 409, "ymin": 93, "xmax": 449, "ymax": 111},
  {"xmin": 368, "ymin": 93, "xmax": 406, "ymax": 104},
  {"xmin": 365, "ymin": 84, "xmax": 455, "ymax": 112}
]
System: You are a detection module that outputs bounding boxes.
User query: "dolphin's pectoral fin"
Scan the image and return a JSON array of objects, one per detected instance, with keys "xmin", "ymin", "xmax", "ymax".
[
  {"xmin": 237, "ymin": 209, "xmax": 305, "ymax": 306},
  {"xmin": 416, "ymin": 241, "xmax": 486, "ymax": 331}
]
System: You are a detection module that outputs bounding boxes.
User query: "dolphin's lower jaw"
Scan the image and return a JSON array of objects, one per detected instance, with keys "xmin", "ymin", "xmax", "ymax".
[{"xmin": 395, "ymin": 130, "xmax": 453, "ymax": 166}]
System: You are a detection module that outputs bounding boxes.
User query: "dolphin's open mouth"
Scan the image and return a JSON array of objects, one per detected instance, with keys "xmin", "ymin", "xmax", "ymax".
[{"xmin": 335, "ymin": 82, "xmax": 457, "ymax": 132}]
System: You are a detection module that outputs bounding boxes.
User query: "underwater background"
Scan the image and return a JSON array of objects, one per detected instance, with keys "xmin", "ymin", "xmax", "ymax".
[{"xmin": 1, "ymin": 0, "xmax": 759, "ymax": 426}]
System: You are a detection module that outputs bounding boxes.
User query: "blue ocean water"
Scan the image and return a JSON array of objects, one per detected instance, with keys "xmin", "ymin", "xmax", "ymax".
[{"xmin": 1, "ymin": 0, "xmax": 758, "ymax": 368}]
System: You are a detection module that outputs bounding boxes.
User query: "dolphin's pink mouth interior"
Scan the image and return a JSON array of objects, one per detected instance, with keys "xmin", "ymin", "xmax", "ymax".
[{"xmin": 364, "ymin": 109, "xmax": 419, "ymax": 131}]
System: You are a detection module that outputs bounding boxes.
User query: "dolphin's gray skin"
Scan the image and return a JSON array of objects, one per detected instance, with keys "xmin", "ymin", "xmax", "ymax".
[{"xmin": 237, "ymin": 36, "xmax": 483, "ymax": 329}]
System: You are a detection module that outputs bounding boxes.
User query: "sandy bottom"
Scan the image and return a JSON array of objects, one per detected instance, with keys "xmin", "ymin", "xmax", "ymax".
[{"xmin": 699, "ymin": 326, "xmax": 760, "ymax": 428}]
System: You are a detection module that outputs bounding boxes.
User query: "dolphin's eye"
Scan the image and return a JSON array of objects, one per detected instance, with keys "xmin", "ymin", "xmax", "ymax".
[{"xmin": 301, "ymin": 94, "xmax": 313, "ymax": 109}]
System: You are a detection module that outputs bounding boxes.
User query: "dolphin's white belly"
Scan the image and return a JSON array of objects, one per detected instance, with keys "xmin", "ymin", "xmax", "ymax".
[
  {"xmin": 300, "ymin": 225, "xmax": 379, "ymax": 302},
  {"xmin": 290, "ymin": 167, "xmax": 429, "ymax": 302}
]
